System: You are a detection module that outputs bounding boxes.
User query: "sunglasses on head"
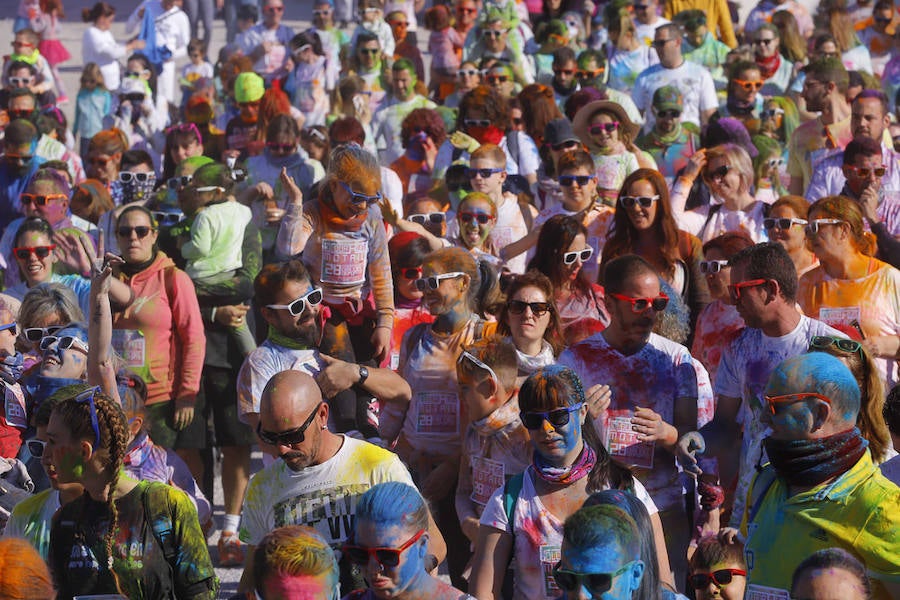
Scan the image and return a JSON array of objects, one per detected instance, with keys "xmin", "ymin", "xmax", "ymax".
[
  {"xmin": 619, "ymin": 195, "xmax": 660, "ymax": 209},
  {"xmin": 414, "ymin": 271, "xmax": 466, "ymax": 291},
  {"xmin": 727, "ymin": 278, "xmax": 767, "ymax": 302},
  {"xmin": 266, "ymin": 287, "xmax": 323, "ymax": 316},
  {"xmin": 407, "ymin": 212, "xmax": 445, "ymax": 225},
  {"xmin": 26, "ymin": 438, "xmax": 45, "ymax": 458},
  {"xmin": 458, "ymin": 211, "xmax": 494, "ymax": 225},
  {"xmin": 152, "ymin": 210, "xmax": 184, "ymax": 227},
  {"xmin": 74, "ymin": 386, "xmax": 103, "ymax": 448},
  {"xmin": 563, "ymin": 247, "xmax": 593, "ymax": 264},
  {"xmin": 40, "ymin": 335, "xmax": 89, "ymax": 354},
  {"xmin": 256, "ymin": 401, "xmax": 323, "ymax": 446},
  {"xmin": 20, "ymin": 193, "xmax": 66, "ymax": 207},
  {"xmin": 804, "ymin": 218, "xmax": 844, "ymax": 236},
  {"xmin": 13, "ymin": 245, "xmax": 55, "ymax": 260},
  {"xmin": 118, "ymin": 171, "xmax": 154, "ymax": 183},
  {"xmin": 553, "ymin": 562, "xmax": 636, "ymax": 596},
  {"xmin": 117, "ymin": 226, "xmax": 155, "ymax": 238},
  {"xmin": 339, "ymin": 181, "xmax": 382, "ymax": 206},
  {"xmin": 507, "ymin": 299, "xmax": 552, "ymax": 316},
  {"xmin": 465, "ymin": 167, "xmax": 504, "ymax": 179},
  {"xmin": 703, "ymin": 164, "xmax": 732, "ymax": 182},
  {"xmin": 575, "ymin": 68, "xmax": 604, "ymax": 80},
  {"xmin": 343, "ymin": 529, "xmax": 425, "ymax": 568},
  {"xmin": 808, "ymin": 335, "xmax": 862, "ymax": 355},
  {"xmin": 845, "ymin": 165, "xmax": 886, "ymax": 178},
  {"xmin": 590, "ymin": 122, "xmax": 619, "ymax": 135},
  {"xmin": 520, "ymin": 402, "xmax": 584, "ymax": 430},
  {"xmin": 23, "ymin": 325, "xmax": 61, "ymax": 343},
  {"xmin": 763, "ymin": 217, "xmax": 806, "ymax": 230},
  {"xmin": 733, "ymin": 78, "xmax": 764, "ymax": 91},
  {"xmin": 167, "ymin": 175, "xmax": 193, "ymax": 189},
  {"xmin": 400, "ymin": 266, "xmax": 423, "ymax": 280},
  {"xmin": 699, "ymin": 259, "xmax": 729, "ymax": 274},
  {"xmin": 689, "ymin": 568, "xmax": 746, "ymax": 589},
  {"xmin": 558, "ymin": 174, "xmax": 595, "ymax": 187}
]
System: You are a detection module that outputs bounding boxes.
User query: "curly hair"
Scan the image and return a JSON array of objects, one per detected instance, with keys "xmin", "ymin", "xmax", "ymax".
[
  {"xmin": 458, "ymin": 85, "xmax": 511, "ymax": 132},
  {"xmin": 400, "ymin": 108, "xmax": 447, "ymax": 149}
]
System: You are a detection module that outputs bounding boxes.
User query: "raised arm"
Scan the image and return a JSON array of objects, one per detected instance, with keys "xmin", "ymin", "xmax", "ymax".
[
  {"xmin": 274, "ymin": 168, "xmax": 313, "ymax": 259},
  {"xmin": 88, "ymin": 256, "xmax": 124, "ymax": 401}
]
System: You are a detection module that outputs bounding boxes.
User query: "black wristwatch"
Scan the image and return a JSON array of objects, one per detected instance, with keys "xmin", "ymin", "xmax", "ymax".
[{"xmin": 357, "ymin": 365, "xmax": 369, "ymax": 386}]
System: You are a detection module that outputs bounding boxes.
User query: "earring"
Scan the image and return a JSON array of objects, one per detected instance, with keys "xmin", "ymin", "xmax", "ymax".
[{"xmin": 321, "ymin": 424, "xmax": 328, "ymax": 430}]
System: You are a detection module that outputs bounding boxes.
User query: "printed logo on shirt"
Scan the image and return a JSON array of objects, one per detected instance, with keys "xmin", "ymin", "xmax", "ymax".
[
  {"xmin": 540, "ymin": 545, "xmax": 561, "ymax": 597},
  {"xmin": 321, "ymin": 239, "xmax": 368, "ymax": 285},
  {"xmin": 273, "ymin": 483, "xmax": 371, "ymax": 546},
  {"xmin": 470, "ymin": 456, "xmax": 504, "ymax": 506},
  {"xmin": 4, "ymin": 385, "xmax": 27, "ymax": 429},
  {"xmin": 745, "ymin": 584, "xmax": 791, "ymax": 600},
  {"xmin": 414, "ymin": 391, "xmax": 459, "ymax": 434},
  {"xmin": 606, "ymin": 415, "xmax": 654, "ymax": 469}
]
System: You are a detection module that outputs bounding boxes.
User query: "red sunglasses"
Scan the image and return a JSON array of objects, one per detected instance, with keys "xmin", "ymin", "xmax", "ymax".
[{"xmin": 342, "ymin": 529, "xmax": 425, "ymax": 567}]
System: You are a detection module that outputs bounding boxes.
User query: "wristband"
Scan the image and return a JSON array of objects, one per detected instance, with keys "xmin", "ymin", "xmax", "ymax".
[{"xmin": 210, "ymin": 307, "xmax": 217, "ymax": 324}]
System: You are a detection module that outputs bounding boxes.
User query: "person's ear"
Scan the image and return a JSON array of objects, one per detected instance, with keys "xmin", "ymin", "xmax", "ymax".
[
  {"xmin": 627, "ymin": 560, "xmax": 645, "ymax": 593},
  {"xmin": 318, "ymin": 400, "xmax": 330, "ymax": 427},
  {"xmin": 460, "ymin": 273, "xmax": 471, "ymax": 292},
  {"xmin": 129, "ymin": 416, "xmax": 144, "ymax": 438},
  {"xmin": 764, "ymin": 278, "xmax": 780, "ymax": 302},
  {"xmin": 80, "ymin": 439, "xmax": 94, "ymax": 463},
  {"xmin": 810, "ymin": 398, "xmax": 830, "ymax": 432},
  {"xmin": 579, "ymin": 401, "xmax": 588, "ymax": 424}
]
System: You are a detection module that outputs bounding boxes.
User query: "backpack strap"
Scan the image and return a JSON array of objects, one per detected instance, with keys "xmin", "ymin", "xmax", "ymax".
[
  {"xmin": 698, "ymin": 203, "xmax": 723, "ymax": 241},
  {"xmin": 505, "ymin": 131, "xmax": 520, "ymax": 171}
]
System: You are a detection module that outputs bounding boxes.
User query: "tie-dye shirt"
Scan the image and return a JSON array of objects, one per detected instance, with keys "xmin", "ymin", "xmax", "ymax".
[
  {"xmin": 236, "ymin": 339, "xmax": 323, "ymax": 424},
  {"xmin": 5, "ymin": 488, "xmax": 60, "ymax": 560},
  {"xmin": 741, "ymin": 452, "xmax": 900, "ymax": 600},
  {"xmin": 715, "ymin": 315, "xmax": 843, "ymax": 528},
  {"xmin": 49, "ymin": 480, "xmax": 217, "ymax": 600},
  {"xmin": 798, "ymin": 258, "xmax": 900, "ymax": 387},
  {"xmin": 559, "ymin": 332, "xmax": 710, "ymax": 511},
  {"xmin": 786, "ymin": 114, "xmax": 853, "ymax": 195},
  {"xmin": 690, "ymin": 300, "xmax": 745, "ymax": 384}
]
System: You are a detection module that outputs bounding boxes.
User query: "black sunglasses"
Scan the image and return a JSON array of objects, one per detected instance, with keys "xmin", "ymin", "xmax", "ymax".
[
  {"xmin": 507, "ymin": 300, "xmax": 552, "ymax": 316},
  {"xmin": 465, "ymin": 167, "xmax": 504, "ymax": 179},
  {"xmin": 256, "ymin": 402, "xmax": 323, "ymax": 446},
  {"xmin": 520, "ymin": 403, "xmax": 584, "ymax": 430},
  {"xmin": 117, "ymin": 226, "xmax": 155, "ymax": 238},
  {"xmin": 167, "ymin": 175, "xmax": 193, "ymax": 189},
  {"xmin": 559, "ymin": 174, "xmax": 595, "ymax": 187},
  {"xmin": 554, "ymin": 562, "xmax": 636, "ymax": 596}
]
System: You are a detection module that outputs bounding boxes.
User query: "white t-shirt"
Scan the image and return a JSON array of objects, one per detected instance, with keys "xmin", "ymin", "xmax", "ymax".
[
  {"xmin": 479, "ymin": 466, "xmax": 657, "ymax": 600},
  {"xmin": 559, "ymin": 332, "xmax": 711, "ymax": 511},
  {"xmin": 677, "ymin": 200, "xmax": 770, "ymax": 244},
  {"xmin": 715, "ymin": 315, "xmax": 843, "ymax": 528},
  {"xmin": 634, "ymin": 17, "xmax": 671, "ymax": 47},
  {"xmin": 236, "ymin": 340, "xmax": 323, "ymax": 424},
  {"xmin": 432, "ymin": 132, "xmax": 541, "ymax": 181},
  {"xmin": 239, "ymin": 436, "xmax": 414, "ymax": 549},
  {"xmin": 632, "ymin": 60, "xmax": 718, "ymax": 132}
]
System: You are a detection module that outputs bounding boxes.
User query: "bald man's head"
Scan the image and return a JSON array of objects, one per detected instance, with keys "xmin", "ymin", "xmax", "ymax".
[{"xmin": 259, "ymin": 371, "xmax": 330, "ymax": 471}]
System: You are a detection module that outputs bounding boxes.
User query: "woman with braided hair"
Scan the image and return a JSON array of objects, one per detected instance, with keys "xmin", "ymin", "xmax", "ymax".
[{"xmin": 46, "ymin": 384, "xmax": 218, "ymax": 599}]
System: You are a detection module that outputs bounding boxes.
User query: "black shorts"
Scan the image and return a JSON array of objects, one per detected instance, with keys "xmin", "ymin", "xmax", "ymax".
[
  {"xmin": 145, "ymin": 397, "xmax": 207, "ymax": 450},
  {"xmin": 201, "ymin": 365, "xmax": 256, "ymax": 447}
]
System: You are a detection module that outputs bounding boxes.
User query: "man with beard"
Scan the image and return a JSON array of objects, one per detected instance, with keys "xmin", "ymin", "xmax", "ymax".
[
  {"xmin": 237, "ymin": 370, "xmax": 445, "ymax": 595},
  {"xmin": 677, "ymin": 243, "xmax": 841, "ymax": 533},
  {"xmin": 636, "ymin": 86, "xmax": 700, "ymax": 185},
  {"xmin": 732, "ymin": 353, "xmax": 900, "ymax": 599},
  {"xmin": 549, "ymin": 47, "xmax": 579, "ymax": 109},
  {"xmin": 559, "ymin": 254, "xmax": 705, "ymax": 590},
  {"xmin": 787, "ymin": 57, "xmax": 852, "ymax": 195},
  {"xmin": 0, "ymin": 119, "xmax": 46, "ymax": 232}
]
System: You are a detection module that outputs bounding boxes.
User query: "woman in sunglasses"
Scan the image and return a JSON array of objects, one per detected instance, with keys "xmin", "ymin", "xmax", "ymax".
[
  {"xmin": 765, "ymin": 195, "xmax": 817, "ymax": 278},
  {"xmin": 798, "ymin": 195, "xmax": 900, "ymax": 388},
  {"xmin": 751, "ymin": 135, "xmax": 788, "ymax": 204},
  {"xmin": 690, "ymin": 232, "xmax": 753, "ymax": 383},
  {"xmin": 389, "ymin": 108, "xmax": 447, "ymax": 205},
  {"xmin": 722, "ymin": 62, "xmax": 765, "ymax": 133},
  {"xmin": 495, "ymin": 270, "xmax": 565, "ymax": 384},
  {"xmin": 602, "ymin": 169, "xmax": 710, "ymax": 337},
  {"xmin": 443, "ymin": 61, "xmax": 481, "ymax": 109},
  {"xmin": 752, "ymin": 26, "xmax": 795, "ymax": 96},
  {"xmin": 387, "ymin": 232, "xmax": 435, "ymax": 371},
  {"xmin": 470, "ymin": 365, "xmax": 658, "ymax": 600},
  {"xmin": 45, "ymin": 385, "xmax": 217, "ymax": 599},
  {"xmin": 452, "ymin": 192, "xmax": 502, "ymax": 267},
  {"xmin": 527, "ymin": 214, "xmax": 609, "ymax": 345},
  {"xmin": 345, "ymin": 482, "xmax": 473, "ymax": 600}
]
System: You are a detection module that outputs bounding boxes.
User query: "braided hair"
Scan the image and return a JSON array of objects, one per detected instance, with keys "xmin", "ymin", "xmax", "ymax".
[{"xmin": 51, "ymin": 385, "xmax": 130, "ymax": 592}]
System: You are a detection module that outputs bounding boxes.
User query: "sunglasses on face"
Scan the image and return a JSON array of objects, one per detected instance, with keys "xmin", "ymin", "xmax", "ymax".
[
  {"xmin": 256, "ymin": 401, "xmax": 322, "ymax": 446},
  {"xmin": 0, "ymin": 322, "xmax": 16, "ymax": 337},
  {"xmin": 727, "ymin": 278, "xmax": 768, "ymax": 302},
  {"xmin": 656, "ymin": 109, "xmax": 681, "ymax": 119},
  {"xmin": 845, "ymin": 165, "xmax": 886, "ymax": 178},
  {"xmin": 703, "ymin": 164, "xmax": 732, "ymax": 183},
  {"xmin": 4, "ymin": 153, "xmax": 34, "ymax": 165},
  {"xmin": 558, "ymin": 174, "xmax": 596, "ymax": 187},
  {"xmin": 733, "ymin": 78, "xmax": 764, "ymax": 91},
  {"xmin": 553, "ymin": 562, "xmax": 635, "ymax": 596},
  {"xmin": 117, "ymin": 226, "xmax": 155, "ymax": 238},
  {"xmin": 483, "ymin": 30, "xmax": 504, "ymax": 38},
  {"xmin": 400, "ymin": 266, "xmax": 423, "ymax": 280},
  {"xmin": 23, "ymin": 325, "xmax": 61, "ymax": 343},
  {"xmin": 458, "ymin": 211, "xmax": 494, "ymax": 225},
  {"xmin": 699, "ymin": 259, "xmax": 729, "ymax": 274},
  {"xmin": 361, "ymin": 7, "xmax": 380, "ymax": 13},
  {"xmin": 167, "ymin": 175, "xmax": 193, "ymax": 189},
  {"xmin": 414, "ymin": 271, "xmax": 466, "ymax": 291},
  {"xmin": 339, "ymin": 181, "xmax": 382, "ymax": 206},
  {"xmin": 118, "ymin": 171, "xmax": 154, "ymax": 183},
  {"xmin": 486, "ymin": 74, "xmax": 509, "ymax": 84},
  {"xmin": 808, "ymin": 335, "xmax": 862, "ymax": 354},
  {"xmin": 458, "ymin": 69, "xmax": 480, "ymax": 78},
  {"xmin": 343, "ymin": 529, "xmax": 425, "ymax": 568},
  {"xmin": 754, "ymin": 37, "xmax": 776, "ymax": 46},
  {"xmin": 266, "ymin": 287, "xmax": 323, "ymax": 316},
  {"xmin": 74, "ymin": 386, "xmax": 102, "ymax": 448},
  {"xmin": 124, "ymin": 69, "xmax": 150, "ymax": 78},
  {"xmin": 651, "ymin": 38, "xmax": 675, "ymax": 48},
  {"xmin": 466, "ymin": 167, "xmax": 504, "ymax": 179},
  {"xmin": 9, "ymin": 77, "xmax": 32, "ymax": 86},
  {"xmin": 551, "ymin": 140, "xmax": 580, "ymax": 152},
  {"xmin": 767, "ymin": 157, "xmax": 784, "ymax": 168},
  {"xmin": 12, "ymin": 41, "xmax": 34, "ymax": 48},
  {"xmin": 689, "ymin": 568, "xmax": 746, "ymax": 589},
  {"xmin": 553, "ymin": 68, "xmax": 575, "ymax": 76},
  {"xmin": 575, "ymin": 68, "xmax": 604, "ymax": 81},
  {"xmin": 520, "ymin": 403, "xmax": 584, "ymax": 430},
  {"xmin": 359, "ymin": 48, "xmax": 380, "ymax": 56},
  {"xmin": 87, "ymin": 156, "xmax": 111, "ymax": 167},
  {"xmin": 563, "ymin": 247, "xmax": 593, "ymax": 264},
  {"xmin": 805, "ymin": 218, "xmax": 844, "ymax": 236},
  {"xmin": 26, "ymin": 438, "xmax": 45, "ymax": 458},
  {"xmin": 764, "ymin": 217, "xmax": 806, "ymax": 230},
  {"xmin": 152, "ymin": 211, "xmax": 184, "ymax": 227},
  {"xmin": 610, "ymin": 292, "xmax": 669, "ymax": 312},
  {"xmin": 13, "ymin": 245, "xmax": 55, "ymax": 260},
  {"xmin": 464, "ymin": 119, "xmax": 491, "ymax": 128},
  {"xmin": 619, "ymin": 194, "xmax": 660, "ymax": 209},
  {"xmin": 760, "ymin": 108, "xmax": 784, "ymax": 119},
  {"xmin": 590, "ymin": 122, "xmax": 620, "ymax": 135},
  {"xmin": 267, "ymin": 142, "xmax": 296, "ymax": 153},
  {"xmin": 507, "ymin": 299, "xmax": 552, "ymax": 316},
  {"xmin": 407, "ymin": 212, "xmax": 445, "ymax": 225},
  {"xmin": 40, "ymin": 335, "xmax": 89, "ymax": 354},
  {"xmin": 765, "ymin": 391, "xmax": 831, "ymax": 415},
  {"xmin": 313, "ymin": 9, "xmax": 331, "ymax": 15},
  {"xmin": 8, "ymin": 108, "xmax": 34, "ymax": 119},
  {"xmin": 20, "ymin": 193, "xmax": 66, "ymax": 207}
]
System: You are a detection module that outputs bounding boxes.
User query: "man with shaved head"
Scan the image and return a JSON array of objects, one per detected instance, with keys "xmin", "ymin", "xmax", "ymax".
[
  {"xmin": 734, "ymin": 353, "xmax": 900, "ymax": 600},
  {"xmin": 238, "ymin": 370, "xmax": 445, "ymax": 595}
]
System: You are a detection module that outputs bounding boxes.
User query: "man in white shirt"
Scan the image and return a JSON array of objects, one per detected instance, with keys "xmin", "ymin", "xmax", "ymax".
[
  {"xmin": 235, "ymin": 0, "xmax": 295, "ymax": 84},
  {"xmin": 632, "ymin": 0, "xmax": 670, "ymax": 46},
  {"xmin": 632, "ymin": 23, "xmax": 718, "ymax": 133},
  {"xmin": 371, "ymin": 59, "xmax": 437, "ymax": 164},
  {"xmin": 126, "ymin": 0, "xmax": 190, "ymax": 106}
]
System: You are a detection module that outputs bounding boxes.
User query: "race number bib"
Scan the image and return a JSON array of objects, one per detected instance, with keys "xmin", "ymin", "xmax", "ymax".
[
  {"xmin": 111, "ymin": 329, "xmax": 148, "ymax": 375},
  {"xmin": 539, "ymin": 545, "xmax": 561, "ymax": 597},
  {"xmin": 606, "ymin": 415, "xmax": 655, "ymax": 469},
  {"xmin": 745, "ymin": 585, "xmax": 791, "ymax": 600},
  {"xmin": 3, "ymin": 385, "xmax": 26, "ymax": 429},
  {"xmin": 414, "ymin": 391, "xmax": 459, "ymax": 434},
  {"xmin": 321, "ymin": 239, "xmax": 368, "ymax": 285},
  {"xmin": 490, "ymin": 226, "xmax": 514, "ymax": 250},
  {"xmin": 818, "ymin": 306, "xmax": 863, "ymax": 339},
  {"xmin": 470, "ymin": 456, "xmax": 504, "ymax": 506}
]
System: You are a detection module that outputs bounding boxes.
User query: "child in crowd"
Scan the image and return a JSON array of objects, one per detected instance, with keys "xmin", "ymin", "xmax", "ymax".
[
  {"xmin": 224, "ymin": 72, "xmax": 266, "ymax": 163},
  {"xmin": 286, "ymin": 31, "xmax": 329, "ymax": 127},
  {"xmin": 73, "ymin": 64, "xmax": 111, "ymax": 159},
  {"xmin": 299, "ymin": 126, "xmax": 329, "ymax": 167},
  {"xmin": 180, "ymin": 38, "xmax": 214, "ymax": 97},
  {"xmin": 2, "ymin": 29, "xmax": 55, "ymax": 100},
  {"xmin": 14, "ymin": 0, "xmax": 40, "ymax": 33},
  {"xmin": 455, "ymin": 336, "xmax": 530, "ymax": 545},
  {"xmin": 387, "ymin": 232, "xmax": 436, "ymax": 371},
  {"xmin": 453, "ymin": 191, "xmax": 503, "ymax": 268},
  {"xmin": 425, "ymin": 4, "xmax": 464, "ymax": 101},
  {"xmin": 689, "ymin": 535, "xmax": 747, "ymax": 600},
  {"xmin": 30, "ymin": 0, "xmax": 70, "ymax": 103},
  {"xmin": 179, "ymin": 163, "xmax": 256, "ymax": 356},
  {"xmin": 351, "ymin": 0, "xmax": 395, "ymax": 62}
]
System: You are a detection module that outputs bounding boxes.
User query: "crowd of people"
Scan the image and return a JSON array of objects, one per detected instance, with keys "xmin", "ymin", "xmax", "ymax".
[{"xmin": 0, "ymin": 0, "xmax": 899, "ymax": 597}]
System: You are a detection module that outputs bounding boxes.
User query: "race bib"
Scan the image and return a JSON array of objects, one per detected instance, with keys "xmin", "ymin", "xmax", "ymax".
[
  {"xmin": 470, "ymin": 456, "xmax": 504, "ymax": 506},
  {"xmin": 818, "ymin": 306, "xmax": 863, "ymax": 339},
  {"xmin": 321, "ymin": 239, "xmax": 368, "ymax": 285},
  {"xmin": 414, "ymin": 391, "xmax": 459, "ymax": 434},
  {"xmin": 606, "ymin": 415, "xmax": 655, "ymax": 469},
  {"xmin": 3, "ymin": 385, "xmax": 26, "ymax": 429},
  {"xmin": 745, "ymin": 584, "xmax": 791, "ymax": 600},
  {"xmin": 111, "ymin": 329, "xmax": 149, "ymax": 378},
  {"xmin": 539, "ymin": 545, "xmax": 561, "ymax": 597},
  {"xmin": 490, "ymin": 226, "xmax": 514, "ymax": 250}
]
